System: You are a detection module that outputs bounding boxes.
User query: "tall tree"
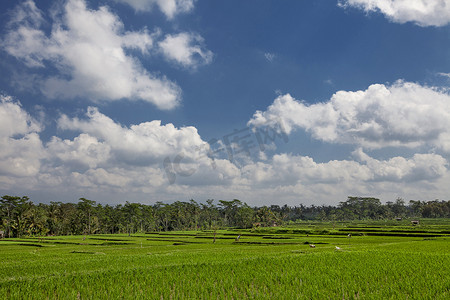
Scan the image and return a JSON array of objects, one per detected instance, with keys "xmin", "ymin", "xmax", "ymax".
[
  {"xmin": 77, "ymin": 198, "xmax": 96, "ymax": 235},
  {"xmin": 0, "ymin": 195, "xmax": 32, "ymax": 238}
]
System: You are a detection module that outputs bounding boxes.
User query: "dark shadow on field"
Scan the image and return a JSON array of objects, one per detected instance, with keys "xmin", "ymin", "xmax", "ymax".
[
  {"xmin": 18, "ymin": 243, "xmax": 44, "ymax": 247},
  {"xmin": 147, "ymin": 238, "xmax": 206, "ymax": 244}
]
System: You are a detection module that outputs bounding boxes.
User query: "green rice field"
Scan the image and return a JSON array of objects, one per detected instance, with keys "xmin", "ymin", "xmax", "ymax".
[{"xmin": 1, "ymin": 219, "xmax": 449, "ymax": 299}]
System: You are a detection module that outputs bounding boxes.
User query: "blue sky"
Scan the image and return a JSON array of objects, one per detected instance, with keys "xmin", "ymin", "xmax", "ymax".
[{"xmin": 1, "ymin": 0, "xmax": 450, "ymax": 206}]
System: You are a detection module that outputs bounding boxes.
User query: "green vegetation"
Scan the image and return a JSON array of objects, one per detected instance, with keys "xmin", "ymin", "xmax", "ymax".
[
  {"xmin": 1, "ymin": 220, "xmax": 449, "ymax": 299},
  {"xmin": 1, "ymin": 195, "xmax": 449, "ymax": 238}
]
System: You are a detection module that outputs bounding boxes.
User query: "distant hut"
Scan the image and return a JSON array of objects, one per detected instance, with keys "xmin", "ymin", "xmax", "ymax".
[
  {"xmin": 395, "ymin": 217, "xmax": 402, "ymax": 221},
  {"xmin": 411, "ymin": 220, "xmax": 420, "ymax": 225}
]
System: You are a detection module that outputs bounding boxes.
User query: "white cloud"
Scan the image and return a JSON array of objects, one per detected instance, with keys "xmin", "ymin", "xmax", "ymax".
[
  {"xmin": 242, "ymin": 154, "xmax": 369, "ymax": 186},
  {"xmin": 438, "ymin": 72, "xmax": 450, "ymax": 78},
  {"xmin": 264, "ymin": 52, "xmax": 275, "ymax": 62},
  {"xmin": 45, "ymin": 106, "xmax": 240, "ymax": 192},
  {"xmin": 57, "ymin": 106, "xmax": 209, "ymax": 164},
  {"xmin": 248, "ymin": 81, "xmax": 450, "ymax": 151},
  {"xmin": 227, "ymin": 150, "xmax": 449, "ymax": 205},
  {"xmin": 1, "ymin": 94, "xmax": 449, "ymax": 206},
  {"xmin": 352, "ymin": 148, "xmax": 448, "ymax": 181},
  {"xmin": 339, "ymin": 0, "xmax": 450, "ymax": 27},
  {"xmin": 0, "ymin": 95, "xmax": 41, "ymax": 137},
  {"xmin": 46, "ymin": 134, "xmax": 111, "ymax": 170},
  {"xmin": 159, "ymin": 33, "xmax": 213, "ymax": 69},
  {"xmin": 3, "ymin": 1, "xmax": 49, "ymax": 68},
  {"xmin": 113, "ymin": 0, "xmax": 195, "ymax": 19},
  {"xmin": 0, "ymin": 95, "xmax": 45, "ymax": 177},
  {"xmin": 70, "ymin": 168, "xmax": 132, "ymax": 188},
  {"xmin": 242, "ymin": 150, "xmax": 447, "ymax": 186},
  {"xmin": 2, "ymin": 0, "xmax": 181, "ymax": 110}
]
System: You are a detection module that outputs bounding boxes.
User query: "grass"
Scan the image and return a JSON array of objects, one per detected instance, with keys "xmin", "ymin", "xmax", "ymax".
[{"xmin": 1, "ymin": 220, "xmax": 449, "ymax": 299}]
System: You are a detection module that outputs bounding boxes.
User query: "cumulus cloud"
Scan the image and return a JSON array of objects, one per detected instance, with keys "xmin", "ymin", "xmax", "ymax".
[
  {"xmin": 57, "ymin": 106, "xmax": 208, "ymax": 164},
  {"xmin": 113, "ymin": 0, "xmax": 195, "ymax": 19},
  {"xmin": 242, "ymin": 154, "xmax": 369, "ymax": 186},
  {"xmin": 46, "ymin": 107, "xmax": 242, "ymax": 191},
  {"xmin": 0, "ymin": 96, "xmax": 240, "ymax": 196},
  {"xmin": 352, "ymin": 148, "xmax": 448, "ymax": 181},
  {"xmin": 2, "ymin": 0, "xmax": 181, "ymax": 110},
  {"xmin": 159, "ymin": 33, "xmax": 213, "ymax": 69},
  {"xmin": 1, "ymin": 94, "xmax": 448, "ymax": 205},
  {"xmin": 70, "ymin": 168, "xmax": 132, "ymax": 188},
  {"xmin": 338, "ymin": 0, "xmax": 450, "ymax": 27},
  {"xmin": 46, "ymin": 134, "xmax": 111, "ymax": 171},
  {"xmin": 248, "ymin": 81, "xmax": 450, "ymax": 151},
  {"xmin": 242, "ymin": 150, "xmax": 448, "ymax": 187},
  {"xmin": 0, "ymin": 95, "xmax": 45, "ymax": 177}
]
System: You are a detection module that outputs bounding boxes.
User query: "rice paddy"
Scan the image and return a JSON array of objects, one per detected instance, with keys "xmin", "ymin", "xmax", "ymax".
[{"xmin": 1, "ymin": 220, "xmax": 449, "ymax": 299}]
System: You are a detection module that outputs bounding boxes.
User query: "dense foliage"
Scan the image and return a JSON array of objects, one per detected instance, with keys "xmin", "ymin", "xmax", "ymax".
[{"xmin": 0, "ymin": 195, "xmax": 449, "ymax": 238}]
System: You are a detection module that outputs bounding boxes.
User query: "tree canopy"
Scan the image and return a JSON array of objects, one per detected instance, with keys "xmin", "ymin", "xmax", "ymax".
[{"xmin": 0, "ymin": 195, "xmax": 448, "ymax": 238}]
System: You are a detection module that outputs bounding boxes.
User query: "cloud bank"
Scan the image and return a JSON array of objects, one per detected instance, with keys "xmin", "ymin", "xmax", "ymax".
[
  {"xmin": 248, "ymin": 81, "xmax": 450, "ymax": 151},
  {"xmin": 1, "ymin": 93, "xmax": 449, "ymax": 205}
]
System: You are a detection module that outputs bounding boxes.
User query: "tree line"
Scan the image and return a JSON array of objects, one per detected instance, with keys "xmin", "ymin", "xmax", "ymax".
[{"xmin": 0, "ymin": 195, "xmax": 449, "ymax": 238}]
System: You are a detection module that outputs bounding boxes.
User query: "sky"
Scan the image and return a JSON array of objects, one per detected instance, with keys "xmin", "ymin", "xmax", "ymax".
[{"xmin": 1, "ymin": 0, "xmax": 450, "ymax": 206}]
